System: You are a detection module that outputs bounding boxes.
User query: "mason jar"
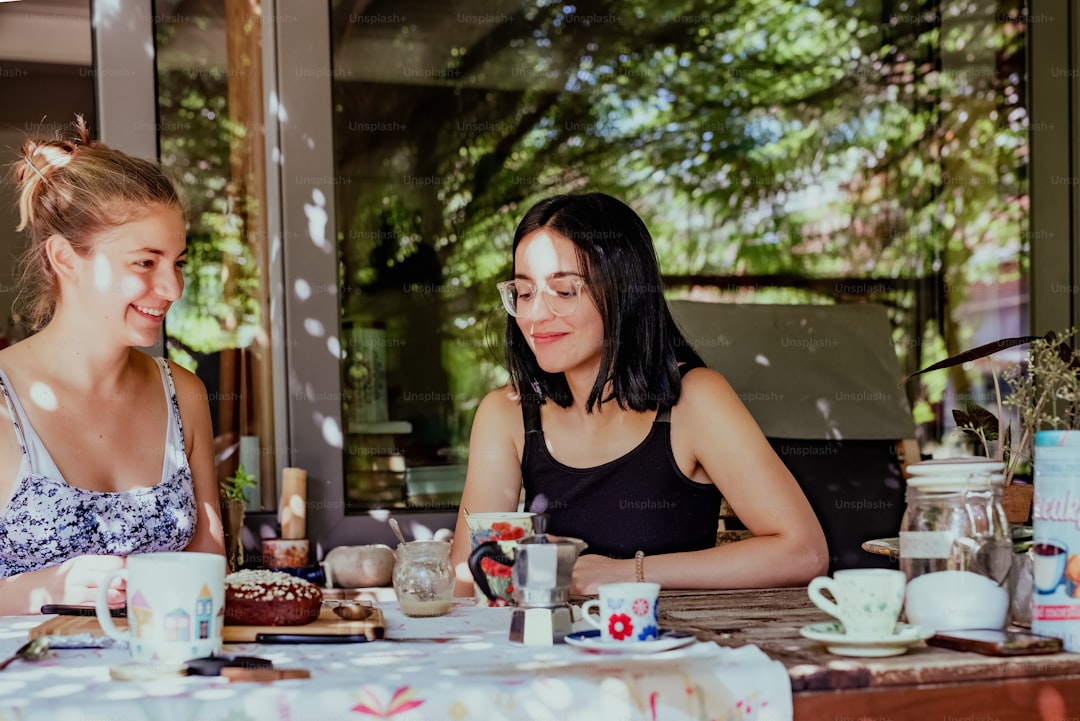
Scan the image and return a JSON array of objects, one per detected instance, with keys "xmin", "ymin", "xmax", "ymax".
[
  {"xmin": 392, "ymin": 540, "xmax": 454, "ymax": 617},
  {"xmin": 899, "ymin": 460, "xmax": 1013, "ymax": 631}
]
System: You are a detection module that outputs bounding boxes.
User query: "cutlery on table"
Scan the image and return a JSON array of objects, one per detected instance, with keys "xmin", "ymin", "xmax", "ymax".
[
  {"xmin": 255, "ymin": 633, "xmax": 455, "ymax": 644},
  {"xmin": 0, "ymin": 637, "xmax": 50, "ymax": 671}
]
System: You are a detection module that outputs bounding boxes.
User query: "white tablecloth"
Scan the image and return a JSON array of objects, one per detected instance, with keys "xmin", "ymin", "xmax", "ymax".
[{"xmin": 0, "ymin": 601, "xmax": 792, "ymax": 721}]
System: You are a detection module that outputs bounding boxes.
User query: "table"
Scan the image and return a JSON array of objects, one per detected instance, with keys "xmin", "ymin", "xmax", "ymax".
[
  {"xmin": 656, "ymin": 587, "xmax": 1080, "ymax": 720},
  {"xmin": 5, "ymin": 588, "xmax": 1080, "ymax": 721},
  {"xmin": 0, "ymin": 601, "xmax": 791, "ymax": 721}
]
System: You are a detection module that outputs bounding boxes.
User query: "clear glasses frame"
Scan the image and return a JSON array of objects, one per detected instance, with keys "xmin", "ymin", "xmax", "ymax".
[{"xmin": 495, "ymin": 277, "xmax": 586, "ymax": 317}]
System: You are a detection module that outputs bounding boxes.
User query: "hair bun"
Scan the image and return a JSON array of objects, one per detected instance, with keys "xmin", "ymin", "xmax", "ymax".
[
  {"xmin": 14, "ymin": 114, "xmax": 91, "ymax": 188},
  {"xmin": 17, "ymin": 139, "xmax": 76, "ymax": 184}
]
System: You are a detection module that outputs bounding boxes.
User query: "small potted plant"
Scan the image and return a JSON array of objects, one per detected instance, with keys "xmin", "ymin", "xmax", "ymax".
[
  {"xmin": 909, "ymin": 330, "xmax": 1080, "ymax": 522},
  {"xmin": 220, "ymin": 464, "xmax": 257, "ymax": 571}
]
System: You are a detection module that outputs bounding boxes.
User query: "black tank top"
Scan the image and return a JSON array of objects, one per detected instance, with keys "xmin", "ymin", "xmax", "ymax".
[{"xmin": 521, "ymin": 392, "xmax": 722, "ymax": 559}]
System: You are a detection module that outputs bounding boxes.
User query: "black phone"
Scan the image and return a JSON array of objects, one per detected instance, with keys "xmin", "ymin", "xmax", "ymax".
[
  {"xmin": 927, "ymin": 629, "xmax": 1063, "ymax": 656},
  {"xmin": 40, "ymin": 604, "xmax": 126, "ymax": 618}
]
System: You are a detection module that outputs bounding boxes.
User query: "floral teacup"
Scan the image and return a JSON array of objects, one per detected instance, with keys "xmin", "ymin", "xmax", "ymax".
[{"xmin": 464, "ymin": 512, "xmax": 534, "ymax": 605}]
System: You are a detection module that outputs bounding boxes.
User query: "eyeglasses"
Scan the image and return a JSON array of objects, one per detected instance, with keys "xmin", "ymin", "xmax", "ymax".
[{"xmin": 496, "ymin": 277, "xmax": 586, "ymax": 318}]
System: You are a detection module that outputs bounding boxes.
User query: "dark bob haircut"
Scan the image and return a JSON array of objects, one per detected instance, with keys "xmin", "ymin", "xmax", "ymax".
[{"xmin": 505, "ymin": 192, "xmax": 704, "ymax": 412}]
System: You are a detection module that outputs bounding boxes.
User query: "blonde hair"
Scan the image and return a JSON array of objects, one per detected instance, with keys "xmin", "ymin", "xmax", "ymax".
[{"xmin": 13, "ymin": 115, "xmax": 182, "ymax": 331}]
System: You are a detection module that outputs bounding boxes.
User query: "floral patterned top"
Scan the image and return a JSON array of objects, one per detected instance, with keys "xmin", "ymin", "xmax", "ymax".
[{"xmin": 0, "ymin": 357, "xmax": 196, "ymax": 578}]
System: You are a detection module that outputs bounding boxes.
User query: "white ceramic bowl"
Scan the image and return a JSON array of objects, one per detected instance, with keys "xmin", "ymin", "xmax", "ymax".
[{"xmin": 905, "ymin": 570, "xmax": 1009, "ymax": 632}]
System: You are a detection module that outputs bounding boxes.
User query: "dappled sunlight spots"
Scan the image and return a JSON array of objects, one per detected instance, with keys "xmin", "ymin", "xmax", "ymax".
[
  {"xmin": 92, "ymin": 253, "xmax": 113, "ymax": 291},
  {"xmin": 190, "ymin": 687, "xmax": 237, "ymax": 701},
  {"xmin": 104, "ymin": 687, "xmax": 156, "ymax": 700},
  {"xmin": 294, "ymin": 278, "xmax": 312, "ymax": 300},
  {"xmin": 304, "ymin": 318, "xmax": 325, "ymax": 337},
  {"xmin": 304, "ymin": 189, "xmax": 329, "ymax": 250},
  {"xmin": 368, "ymin": 509, "xmax": 390, "ymax": 521},
  {"xmin": 317, "ymin": 414, "xmax": 343, "ymax": 449},
  {"xmin": 755, "ymin": 353, "xmax": 770, "ymax": 366},
  {"xmin": 327, "ymin": 336, "xmax": 341, "ymax": 358},
  {"xmin": 815, "ymin": 398, "xmax": 843, "ymax": 440},
  {"xmin": 92, "ymin": 0, "xmax": 121, "ymax": 27},
  {"xmin": 349, "ymin": 652, "xmax": 423, "ymax": 666},
  {"xmin": 524, "ymin": 679, "xmax": 576, "ymax": 714},
  {"xmin": 0, "ymin": 619, "xmax": 42, "ymax": 637},
  {"xmin": 0, "ymin": 680, "xmax": 27, "ymax": 697},
  {"xmin": 28, "ymin": 382, "xmax": 57, "ymax": 412},
  {"xmin": 518, "ymin": 231, "xmax": 562, "ymax": 282},
  {"xmin": 119, "ymin": 276, "xmax": 141, "ymax": 296},
  {"xmin": 404, "ymin": 520, "xmax": 437, "ymax": 541},
  {"xmin": 31, "ymin": 683, "xmax": 90, "ymax": 698}
]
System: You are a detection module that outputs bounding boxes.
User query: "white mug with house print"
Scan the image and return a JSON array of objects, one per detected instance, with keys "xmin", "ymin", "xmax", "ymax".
[{"xmin": 95, "ymin": 552, "xmax": 225, "ymax": 664}]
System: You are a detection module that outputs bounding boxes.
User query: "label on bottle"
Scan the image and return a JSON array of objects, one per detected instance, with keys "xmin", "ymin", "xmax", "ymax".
[
  {"xmin": 899, "ymin": 531, "xmax": 955, "ymax": 559},
  {"xmin": 1032, "ymin": 430, "xmax": 1080, "ymax": 651}
]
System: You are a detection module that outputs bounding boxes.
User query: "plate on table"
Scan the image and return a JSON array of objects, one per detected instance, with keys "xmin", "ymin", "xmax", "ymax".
[
  {"xmin": 799, "ymin": 621, "xmax": 933, "ymax": 657},
  {"xmin": 863, "ymin": 525, "xmax": 1034, "ymax": 559},
  {"xmin": 564, "ymin": 628, "xmax": 697, "ymax": 654}
]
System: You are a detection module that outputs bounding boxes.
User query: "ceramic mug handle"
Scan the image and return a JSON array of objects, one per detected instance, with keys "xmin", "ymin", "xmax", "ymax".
[
  {"xmin": 580, "ymin": 599, "xmax": 603, "ymax": 630},
  {"xmin": 94, "ymin": 569, "xmax": 129, "ymax": 643},
  {"xmin": 807, "ymin": 576, "xmax": 843, "ymax": 622}
]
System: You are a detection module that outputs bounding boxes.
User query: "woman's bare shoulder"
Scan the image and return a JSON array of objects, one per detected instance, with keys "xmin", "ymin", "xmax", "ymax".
[
  {"xmin": 470, "ymin": 385, "xmax": 529, "ymax": 449},
  {"xmin": 161, "ymin": 357, "xmax": 208, "ymax": 400},
  {"xmin": 678, "ymin": 366, "xmax": 742, "ymax": 407},
  {"xmin": 476, "ymin": 384, "xmax": 526, "ymax": 423}
]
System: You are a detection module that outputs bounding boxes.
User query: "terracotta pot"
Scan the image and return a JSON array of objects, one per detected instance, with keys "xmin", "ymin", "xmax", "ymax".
[{"xmin": 1002, "ymin": 483, "xmax": 1034, "ymax": 524}]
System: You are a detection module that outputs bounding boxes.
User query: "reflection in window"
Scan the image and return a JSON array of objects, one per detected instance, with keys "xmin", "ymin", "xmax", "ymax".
[
  {"xmin": 156, "ymin": 4, "xmax": 276, "ymax": 510},
  {"xmin": 331, "ymin": 0, "xmax": 1028, "ymax": 508}
]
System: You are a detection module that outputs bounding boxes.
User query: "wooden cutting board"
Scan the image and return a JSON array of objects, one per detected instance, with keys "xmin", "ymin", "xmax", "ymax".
[{"xmin": 30, "ymin": 607, "xmax": 386, "ymax": 642}]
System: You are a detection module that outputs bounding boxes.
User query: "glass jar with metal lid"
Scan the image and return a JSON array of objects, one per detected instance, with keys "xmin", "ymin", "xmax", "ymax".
[{"xmin": 899, "ymin": 459, "xmax": 1014, "ymax": 631}]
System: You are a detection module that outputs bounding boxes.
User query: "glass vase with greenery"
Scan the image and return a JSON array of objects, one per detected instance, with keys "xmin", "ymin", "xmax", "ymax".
[{"xmin": 220, "ymin": 465, "xmax": 257, "ymax": 571}]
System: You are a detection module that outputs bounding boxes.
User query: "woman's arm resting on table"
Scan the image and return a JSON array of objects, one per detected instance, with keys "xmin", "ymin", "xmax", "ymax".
[
  {"xmin": 0, "ymin": 555, "xmax": 126, "ymax": 615},
  {"xmin": 449, "ymin": 387, "xmax": 526, "ymax": 596},
  {"xmin": 170, "ymin": 362, "xmax": 226, "ymax": 556},
  {"xmin": 572, "ymin": 369, "xmax": 828, "ymax": 595}
]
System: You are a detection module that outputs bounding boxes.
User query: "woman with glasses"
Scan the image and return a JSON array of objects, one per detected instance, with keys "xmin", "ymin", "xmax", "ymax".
[{"xmin": 450, "ymin": 192, "xmax": 827, "ymax": 595}]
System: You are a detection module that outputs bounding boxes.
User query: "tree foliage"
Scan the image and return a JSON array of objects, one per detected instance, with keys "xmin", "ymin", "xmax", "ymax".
[{"xmin": 159, "ymin": 0, "xmax": 1029, "ymax": 462}]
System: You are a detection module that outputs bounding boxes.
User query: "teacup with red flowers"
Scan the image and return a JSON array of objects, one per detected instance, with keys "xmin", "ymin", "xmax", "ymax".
[
  {"xmin": 464, "ymin": 512, "xmax": 534, "ymax": 606},
  {"xmin": 581, "ymin": 582, "xmax": 661, "ymax": 642}
]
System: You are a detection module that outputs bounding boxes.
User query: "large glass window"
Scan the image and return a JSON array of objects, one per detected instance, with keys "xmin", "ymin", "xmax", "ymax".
[
  {"xmin": 328, "ymin": 0, "xmax": 1029, "ymax": 511},
  {"xmin": 156, "ymin": 3, "xmax": 277, "ymax": 510}
]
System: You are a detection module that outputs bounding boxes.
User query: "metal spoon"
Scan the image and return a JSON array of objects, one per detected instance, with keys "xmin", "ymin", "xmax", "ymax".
[
  {"xmin": 389, "ymin": 518, "xmax": 408, "ymax": 545},
  {"xmin": 332, "ymin": 602, "xmax": 374, "ymax": 621},
  {"xmin": 0, "ymin": 637, "xmax": 49, "ymax": 671}
]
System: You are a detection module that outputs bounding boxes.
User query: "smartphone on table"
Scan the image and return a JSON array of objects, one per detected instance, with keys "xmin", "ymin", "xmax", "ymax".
[{"xmin": 927, "ymin": 629, "xmax": 1063, "ymax": 656}]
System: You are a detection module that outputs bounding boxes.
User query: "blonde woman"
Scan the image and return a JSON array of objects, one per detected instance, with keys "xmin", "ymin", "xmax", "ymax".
[{"xmin": 0, "ymin": 118, "xmax": 224, "ymax": 614}]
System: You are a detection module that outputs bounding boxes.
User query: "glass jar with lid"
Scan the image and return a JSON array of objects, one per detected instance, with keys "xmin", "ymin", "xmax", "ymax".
[
  {"xmin": 392, "ymin": 540, "xmax": 454, "ymax": 617},
  {"xmin": 899, "ymin": 459, "xmax": 1014, "ymax": 631}
]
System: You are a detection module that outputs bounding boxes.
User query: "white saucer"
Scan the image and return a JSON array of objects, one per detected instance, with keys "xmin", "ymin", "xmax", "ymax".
[
  {"xmin": 564, "ymin": 628, "xmax": 697, "ymax": 654},
  {"xmin": 799, "ymin": 622, "xmax": 933, "ymax": 657}
]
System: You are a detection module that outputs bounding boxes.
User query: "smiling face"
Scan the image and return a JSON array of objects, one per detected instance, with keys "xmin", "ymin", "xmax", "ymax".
[
  {"xmin": 64, "ymin": 204, "xmax": 188, "ymax": 347},
  {"xmin": 513, "ymin": 228, "xmax": 605, "ymax": 381}
]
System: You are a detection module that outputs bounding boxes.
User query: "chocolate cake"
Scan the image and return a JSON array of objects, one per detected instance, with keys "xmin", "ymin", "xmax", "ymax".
[{"xmin": 224, "ymin": 569, "xmax": 323, "ymax": 626}]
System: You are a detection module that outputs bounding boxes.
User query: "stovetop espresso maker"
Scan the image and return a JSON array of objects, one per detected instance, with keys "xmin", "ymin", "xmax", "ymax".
[{"xmin": 468, "ymin": 515, "xmax": 587, "ymax": 645}]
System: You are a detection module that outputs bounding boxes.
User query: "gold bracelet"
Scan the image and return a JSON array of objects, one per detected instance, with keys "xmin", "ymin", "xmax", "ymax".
[{"xmin": 634, "ymin": 550, "xmax": 645, "ymax": 582}]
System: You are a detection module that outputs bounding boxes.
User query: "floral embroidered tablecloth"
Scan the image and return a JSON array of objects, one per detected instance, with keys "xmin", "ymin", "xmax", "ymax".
[{"xmin": 0, "ymin": 601, "xmax": 792, "ymax": 721}]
